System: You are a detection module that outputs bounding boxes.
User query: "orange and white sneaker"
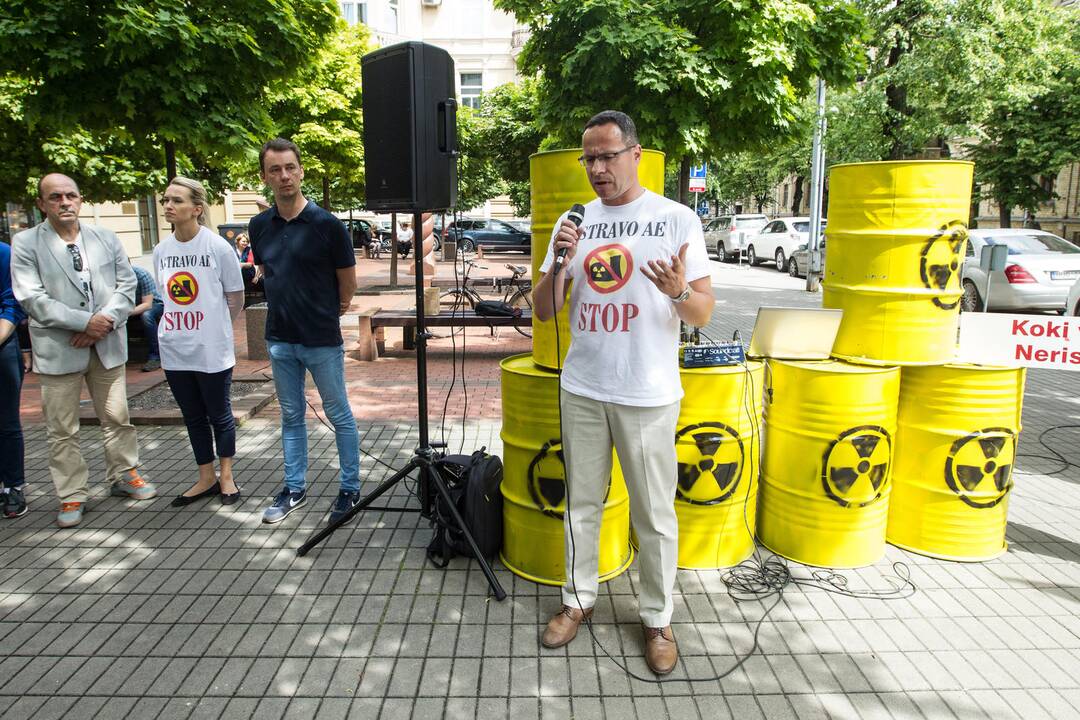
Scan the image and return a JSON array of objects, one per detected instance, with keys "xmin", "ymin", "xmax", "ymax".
[
  {"xmin": 57, "ymin": 501, "xmax": 84, "ymax": 528},
  {"xmin": 111, "ymin": 470, "xmax": 157, "ymax": 501}
]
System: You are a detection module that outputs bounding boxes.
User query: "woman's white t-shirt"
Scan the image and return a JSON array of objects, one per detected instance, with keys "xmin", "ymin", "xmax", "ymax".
[
  {"xmin": 152, "ymin": 227, "xmax": 244, "ymax": 373},
  {"xmin": 540, "ymin": 189, "xmax": 711, "ymax": 407}
]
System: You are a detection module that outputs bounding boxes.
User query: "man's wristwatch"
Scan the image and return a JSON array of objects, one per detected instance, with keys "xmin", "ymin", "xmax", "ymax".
[{"xmin": 671, "ymin": 285, "xmax": 692, "ymax": 304}]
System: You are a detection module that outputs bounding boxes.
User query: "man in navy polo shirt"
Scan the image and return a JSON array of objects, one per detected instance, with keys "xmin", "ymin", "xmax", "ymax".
[{"xmin": 249, "ymin": 137, "xmax": 361, "ymax": 525}]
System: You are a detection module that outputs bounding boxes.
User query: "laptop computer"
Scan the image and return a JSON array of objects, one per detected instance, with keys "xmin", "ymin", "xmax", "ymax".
[{"xmin": 746, "ymin": 307, "xmax": 843, "ymax": 360}]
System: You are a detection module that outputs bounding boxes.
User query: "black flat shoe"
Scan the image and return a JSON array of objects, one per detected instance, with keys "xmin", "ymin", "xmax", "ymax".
[
  {"xmin": 220, "ymin": 487, "xmax": 242, "ymax": 506},
  {"xmin": 170, "ymin": 482, "xmax": 221, "ymax": 507}
]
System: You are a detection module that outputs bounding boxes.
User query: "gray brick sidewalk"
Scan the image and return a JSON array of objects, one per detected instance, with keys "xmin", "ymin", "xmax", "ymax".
[{"xmin": 2, "ymin": 263, "xmax": 1080, "ymax": 719}]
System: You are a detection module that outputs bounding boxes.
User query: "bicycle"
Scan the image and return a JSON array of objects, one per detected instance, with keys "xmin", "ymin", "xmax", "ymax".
[{"xmin": 440, "ymin": 261, "xmax": 533, "ymax": 338}]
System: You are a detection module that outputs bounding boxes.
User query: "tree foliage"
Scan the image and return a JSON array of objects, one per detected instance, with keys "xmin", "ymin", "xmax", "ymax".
[
  {"xmin": 471, "ymin": 79, "xmax": 548, "ymax": 215},
  {"xmin": 266, "ymin": 21, "xmax": 370, "ymax": 211},
  {"xmin": 0, "ymin": 0, "xmax": 339, "ymax": 182},
  {"xmin": 495, "ymin": 0, "xmax": 866, "ymax": 201}
]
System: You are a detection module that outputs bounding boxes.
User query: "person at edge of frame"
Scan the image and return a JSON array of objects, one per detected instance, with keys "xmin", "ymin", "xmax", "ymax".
[
  {"xmin": 10, "ymin": 173, "xmax": 157, "ymax": 528},
  {"xmin": 129, "ymin": 262, "xmax": 164, "ymax": 372},
  {"xmin": 532, "ymin": 110, "xmax": 715, "ymax": 676},
  {"xmin": 154, "ymin": 176, "xmax": 245, "ymax": 508},
  {"xmin": 248, "ymin": 138, "xmax": 362, "ymax": 526},
  {"xmin": 0, "ymin": 237, "xmax": 28, "ymax": 518}
]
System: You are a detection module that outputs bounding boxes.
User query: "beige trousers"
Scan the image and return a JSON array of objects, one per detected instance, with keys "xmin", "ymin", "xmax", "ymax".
[
  {"xmin": 39, "ymin": 349, "xmax": 140, "ymax": 503},
  {"xmin": 560, "ymin": 389, "xmax": 680, "ymax": 628}
]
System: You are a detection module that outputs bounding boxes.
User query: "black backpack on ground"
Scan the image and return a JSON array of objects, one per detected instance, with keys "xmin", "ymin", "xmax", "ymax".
[{"xmin": 426, "ymin": 449, "xmax": 504, "ymax": 567}]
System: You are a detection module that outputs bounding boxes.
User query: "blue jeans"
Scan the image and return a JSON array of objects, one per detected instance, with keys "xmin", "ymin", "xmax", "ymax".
[
  {"xmin": 141, "ymin": 300, "xmax": 164, "ymax": 360},
  {"xmin": 267, "ymin": 341, "xmax": 359, "ymax": 493},
  {"xmin": 0, "ymin": 336, "xmax": 24, "ymax": 489}
]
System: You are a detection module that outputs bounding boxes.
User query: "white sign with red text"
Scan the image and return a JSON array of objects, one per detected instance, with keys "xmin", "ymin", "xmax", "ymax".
[{"xmin": 957, "ymin": 312, "xmax": 1080, "ymax": 370}]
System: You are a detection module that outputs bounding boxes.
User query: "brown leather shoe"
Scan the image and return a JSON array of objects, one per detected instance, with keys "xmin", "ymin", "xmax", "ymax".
[
  {"xmin": 643, "ymin": 625, "xmax": 678, "ymax": 675},
  {"xmin": 541, "ymin": 605, "xmax": 593, "ymax": 648}
]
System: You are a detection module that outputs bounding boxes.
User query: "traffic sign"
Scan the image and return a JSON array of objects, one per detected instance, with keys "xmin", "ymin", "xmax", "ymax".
[
  {"xmin": 690, "ymin": 164, "xmax": 708, "ymax": 179},
  {"xmin": 688, "ymin": 177, "xmax": 706, "ymax": 192}
]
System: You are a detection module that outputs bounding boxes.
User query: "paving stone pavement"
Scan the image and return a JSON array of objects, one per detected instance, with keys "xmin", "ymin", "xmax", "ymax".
[{"xmin": 2, "ymin": 261, "xmax": 1080, "ymax": 719}]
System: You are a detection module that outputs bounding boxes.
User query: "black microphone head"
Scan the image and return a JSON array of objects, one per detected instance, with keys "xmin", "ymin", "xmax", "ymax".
[{"xmin": 567, "ymin": 204, "xmax": 586, "ymax": 226}]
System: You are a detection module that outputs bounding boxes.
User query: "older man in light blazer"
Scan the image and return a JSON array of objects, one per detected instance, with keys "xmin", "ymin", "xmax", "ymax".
[{"xmin": 11, "ymin": 173, "xmax": 157, "ymax": 528}]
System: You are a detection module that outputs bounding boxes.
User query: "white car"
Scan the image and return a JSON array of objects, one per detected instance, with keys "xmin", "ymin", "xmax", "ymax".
[
  {"xmin": 746, "ymin": 217, "xmax": 826, "ymax": 272},
  {"xmin": 1068, "ymin": 276, "xmax": 1080, "ymax": 316},
  {"xmin": 703, "ymin": 214, "xmax": 769, "ymax": 261},
  {"xmin": 787, "ymin": 238, "xmax": 826, "ymax": 278},
  {"xmin": 961, "ymin": 229, "xmax": 1080, "ymax": 312}
]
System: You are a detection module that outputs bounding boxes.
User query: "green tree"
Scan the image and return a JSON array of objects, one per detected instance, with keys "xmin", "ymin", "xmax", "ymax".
[
  {"xmin": 495, "ymin": 0, "xmax": 866, "ymax": 203},
  {"xmin": 455, "ymin": 106, "xmax": 508, "ymax": 212},
  {"xmin": 0, "ymin": 0, "xmax": 338, "ymax": 181},
  {"xmin": 267, "ymin": 21, "xmax": 370, "ymax": 211},
  {"xmin": 473, "ymin": 79, "xmax": 547, "ymax": 215}
]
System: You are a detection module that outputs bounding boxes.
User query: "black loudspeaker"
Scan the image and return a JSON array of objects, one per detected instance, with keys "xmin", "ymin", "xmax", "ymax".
[{"xmin": 362, "ymin": 42, "xmax": 458, "ymax": 212}]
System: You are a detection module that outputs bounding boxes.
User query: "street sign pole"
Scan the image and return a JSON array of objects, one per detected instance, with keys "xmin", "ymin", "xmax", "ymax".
[{"xmin": 806, "ymin": 79, "xmax": 827, "ymax": 292}]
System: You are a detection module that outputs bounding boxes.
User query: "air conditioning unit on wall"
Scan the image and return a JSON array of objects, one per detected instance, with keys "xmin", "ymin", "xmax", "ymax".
[{"xmin": 421, "ymin": 0, "xmax": 441, "ymax": 6}]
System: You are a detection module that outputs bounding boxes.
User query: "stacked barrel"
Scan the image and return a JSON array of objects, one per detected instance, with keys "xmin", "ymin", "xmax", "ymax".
[
  {"xmin": 497, "ymin": 149, "xmax": 664, "ymax": 584},
  {"xmin": 758, "ymin": 161, "xmax": 1025, "ymax": 567}
]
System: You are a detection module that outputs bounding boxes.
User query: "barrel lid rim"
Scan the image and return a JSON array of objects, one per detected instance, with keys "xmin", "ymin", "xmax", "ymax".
[
  {"xmin": 530, "ymin": 148, "xmax": 665, "ymax": 160},
  {"xmin": 500, "ymin": 353, "xmax": 561, "ymax": 376},
  {"xmin": 830, "ymin": 160, "xmax": 975, "ymax": 170},
  {"xmin": 769, "ymin": 358, "xmax": 900, "ymax": 374},
  {"xmin": 680, "ymin": 360, "xmax": 764, "ymax": 374}
]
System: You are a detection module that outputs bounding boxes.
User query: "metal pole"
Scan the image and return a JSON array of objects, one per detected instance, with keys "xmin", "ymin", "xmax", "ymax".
[{"xmin": 806, "ymin": 78, "xmax": 827, "ymax": 292}]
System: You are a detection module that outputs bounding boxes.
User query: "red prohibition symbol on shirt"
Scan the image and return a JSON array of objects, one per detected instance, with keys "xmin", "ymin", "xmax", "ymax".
[
  {"xmin": 167, "ymin": 271, "xmax": 200, "ymax": 306},
  {"xmin": 584, "ymin": 244, "xmax": 633, "ymax": 294}
]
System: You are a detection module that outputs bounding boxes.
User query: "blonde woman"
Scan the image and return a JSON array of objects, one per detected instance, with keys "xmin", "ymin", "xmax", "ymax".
[{"xmin": 153, "ymin": 177, "xmax": 245, "ymax": 506}]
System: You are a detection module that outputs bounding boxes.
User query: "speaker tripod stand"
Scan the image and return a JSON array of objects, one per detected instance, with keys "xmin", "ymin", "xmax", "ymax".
[{"xmin": 296, "ymin": 210, "xmax": 507, "ymax": 602}]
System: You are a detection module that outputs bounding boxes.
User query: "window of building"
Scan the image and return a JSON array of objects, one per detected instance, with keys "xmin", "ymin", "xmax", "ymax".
[
  {"xmin": 388, "ymin": 0, "xmax": 398, "ymax": 33},
  {"xmin": 460, "ymin": 72, "xmax": 482, "ymax": 110},
  {"xmin": 338, "ymin": 1, "xmax": 367, "ymax": 25}
]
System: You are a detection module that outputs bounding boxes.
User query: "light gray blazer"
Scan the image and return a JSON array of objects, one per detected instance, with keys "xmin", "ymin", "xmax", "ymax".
[{"xmin": 11, "ymin": 221, "xmax": 136, "ymax": 374}]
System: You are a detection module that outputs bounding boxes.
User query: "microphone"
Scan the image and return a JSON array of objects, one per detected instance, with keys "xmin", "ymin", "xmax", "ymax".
[{"xmin": 553, "ymin": 204, "xmax": 586, "ymax": 273}]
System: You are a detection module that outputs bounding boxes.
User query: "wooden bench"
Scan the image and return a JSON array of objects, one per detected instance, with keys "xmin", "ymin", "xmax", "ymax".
[{"xmin": 355, "ymin": 307, "xmax": 531, "ymax": 361}]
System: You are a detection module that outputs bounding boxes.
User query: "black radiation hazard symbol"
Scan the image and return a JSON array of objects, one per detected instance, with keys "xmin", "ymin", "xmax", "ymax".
[
  {"xmin": 944, "ymin": 427, "xmax": 1016, "ymax": 509},
  {"xmin": 167, "ymin": 271, "xmax": 199, "ymax": 306},
  {"xmin": 584, "ymin": 244, "xmax": 634, "ymax": 294},
  {"xmin": 919, "ymin": 220, "xmax": 968, "ymax": 310},
  {"xmin": 527, "ymin": 439, "xmax": 611, "ymax": 519},
  {"xmin": 675, "ymin": 422, "xmax": 744, "ymax": 505},
  {"xmin": 821, "ymin": 425, "xmax": 893, "ymax": 508}
]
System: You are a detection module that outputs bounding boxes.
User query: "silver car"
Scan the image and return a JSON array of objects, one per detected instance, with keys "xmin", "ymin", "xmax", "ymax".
[
  {"xmin": 787, "ymin": 238, "xmax": 826, "ymax": 278},
  {"xmin": 961, "ymin": 229, "xmax": 1080, "ymax": 312},
  {"xmin": 703, "ymin": 214, "xmax": 770, "ymax": 261}
]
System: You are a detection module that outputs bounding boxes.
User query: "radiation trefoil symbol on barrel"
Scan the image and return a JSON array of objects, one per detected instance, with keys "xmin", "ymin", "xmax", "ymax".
[
  {"xmin": 675, "ymin": 422, "xmax": 744, "ymax": 505},
  {"xmin": 944, "ymin": 427, "xmax": 1016, "ymax": 509},
  {"xmin": 527, "ymin": 439, "xmax": 612, "ymax": 519},
  {"xmin": 821, "ymin": 425, "xmax": 892, "ymax": 508},
  {"xmin": 919, "ymin": 220, "xmax": 968, "ymax": 310}
]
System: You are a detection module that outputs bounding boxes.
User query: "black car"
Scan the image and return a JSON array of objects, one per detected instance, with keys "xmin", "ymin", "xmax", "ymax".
[{"xmin": 443, "ymin": 218, "xmax": 531, "ymax": 253}]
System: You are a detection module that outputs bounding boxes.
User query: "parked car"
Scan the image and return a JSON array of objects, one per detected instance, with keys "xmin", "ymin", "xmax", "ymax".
[
  {"xmin": 443, "ymin": 218, "xmax": 531, "ymax": 253},
  {"xmin": 703, "ymin": 214, "xmax": 770, "ymax": 261},
  {"xmin": 961, "ymin": 229, "xmax": 1080, "ymax": 312},
  {"xmin": 787, "ymin": 238, "xmax": 826, "ymax": 278},
  {"xmin": 745, "ymin": 217, "xmax": 825, "ymax": 272},
  {"xmin": 1068, "ymin": 275, "xmax": 1080, "ymax": 316}
]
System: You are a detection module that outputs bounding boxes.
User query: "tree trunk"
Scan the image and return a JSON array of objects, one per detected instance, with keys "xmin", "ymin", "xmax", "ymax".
[
  {"xmin": 389, "ymin": 212, "xmax": 398, "ymax": 289},
  {"xmin": 884, "ymin": 1, "xmax": 911, "ymax": 160},
  {"xmin": 792, "ymin": 175, "xmax": 805, "ymax": 215},
  {"xmin": 998, "ymin": 201, "xmax": 1011, "ymax": 229},
  {"xmin": 969, "ymin": 180, "xmax": 980, "ymax": 230},
  {"xmin": 322, "ymin": 177, "xmax": 331, "ymax": 211},
  {"xmin": 678, "ymin": 157, "xmax": 690, "ymax": 205},
  {"xmin": 164, "ymin": 140, "xmax": 177, "ymax": 181}
]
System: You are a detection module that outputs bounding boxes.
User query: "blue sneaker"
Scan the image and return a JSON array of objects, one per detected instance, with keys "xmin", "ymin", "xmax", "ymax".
[
  {"xmin": 262, "ymin": 488, "xmax": 307, "ymax": 524},
  {"xmin": 329, "ymin": 490, "xmax": 361, "ymax": 524}
]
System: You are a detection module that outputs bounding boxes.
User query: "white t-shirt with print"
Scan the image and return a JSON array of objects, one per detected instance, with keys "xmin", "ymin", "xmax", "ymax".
[
  {"xmin": 153, "ymin": 227, "xmax": 244, "ymax": 373},
  {"xmin": 540, "ymin": 189, "xmax": 711, "ymax": 407}
]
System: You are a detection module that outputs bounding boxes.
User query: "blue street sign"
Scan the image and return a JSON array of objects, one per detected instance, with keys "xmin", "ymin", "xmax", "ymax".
[
  {"xmin": 690, "ymin": 164, "xmax": 708, "ymax": 179},
  {"xmin": 697, "ymin": 202, "xmax": 709, "ymax": 216}
]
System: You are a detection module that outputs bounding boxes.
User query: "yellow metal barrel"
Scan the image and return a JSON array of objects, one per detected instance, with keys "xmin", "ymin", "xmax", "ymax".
[
  {"xmin": 673, "ymin": 362, "xmax": 765, "ymax": 569},
  {"xmin": 499, "ymin": 353, "xmax": 633, "ymax": 584},
  {"xmin": 823, "ymin": 160, "xmax": 974, "ymax": 365},
  {"xmin": 758, "ymin": 359, "xmax": 901, "ymax": 568},
  {"xmin": 888, "ymin": 365, "xmax": 1025, "ymax": 561},
  {"xmin": 529, "ymin": 149, "xmax": 666, "ymax": 370}
]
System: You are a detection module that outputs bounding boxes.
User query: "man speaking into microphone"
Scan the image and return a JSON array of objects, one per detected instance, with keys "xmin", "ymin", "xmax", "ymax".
[{"xmin": 533, "ymin": 111, "xmax": 714, "ymax": 675}]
